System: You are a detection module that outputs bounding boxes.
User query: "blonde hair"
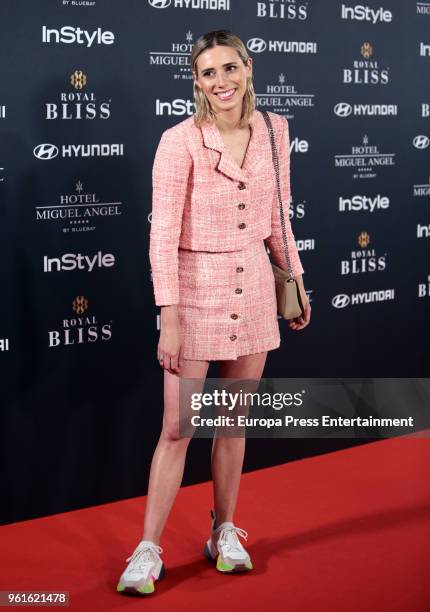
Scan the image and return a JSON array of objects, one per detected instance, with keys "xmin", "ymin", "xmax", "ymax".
[{"xmin": 191, "ymin": 29, "xmax": 256, "ymax": 129}]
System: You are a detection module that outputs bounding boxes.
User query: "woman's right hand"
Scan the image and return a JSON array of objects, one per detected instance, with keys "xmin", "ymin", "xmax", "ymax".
[{"xmin": 157, "ymin": 305, "xmax": 183, "ymax": 375}]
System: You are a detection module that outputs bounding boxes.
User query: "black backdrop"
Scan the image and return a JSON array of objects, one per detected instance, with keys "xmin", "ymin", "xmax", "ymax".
[{"xmin": 1, "ymin": 0, "xmax": 429, "ymax": 524}]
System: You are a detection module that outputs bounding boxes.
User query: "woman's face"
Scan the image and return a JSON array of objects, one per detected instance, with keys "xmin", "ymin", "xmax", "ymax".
[{"xmin": 194, "ymin": 45, "xmax": 252, "ymax": 115}]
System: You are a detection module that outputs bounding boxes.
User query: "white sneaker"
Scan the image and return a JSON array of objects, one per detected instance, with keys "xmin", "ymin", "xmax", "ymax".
[
  {"xmin": 117, "ymin": 539, "xmax": 166, "ymax": 595},
  {"xmin": 204, "ymin": 509, "xmax": 253, "ymax": 572}
]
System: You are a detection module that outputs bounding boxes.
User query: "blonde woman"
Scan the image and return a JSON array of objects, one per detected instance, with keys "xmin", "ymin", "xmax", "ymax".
[{"xmin": 117, "ymin": 29, "xmax": 311, "ymax": 596}]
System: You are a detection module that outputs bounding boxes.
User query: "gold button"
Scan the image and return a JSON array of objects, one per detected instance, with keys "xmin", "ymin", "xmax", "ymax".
[
  {"xmin": 230, "ymin": 334, "xmax": 237, "ymax": 341},
  {"xmin": 235, "ymin": 288, "xmax": 242, "ymax": 294},
  {"xmin": 238, "ymin": 203, "xmax": 245, "ymax": 210},
  {"xmin": 236, "ymin": 266, "xmax": 244, "ymax": 273},
  {"xmin": 238, "ymin": 222, "xmax": 246, "ymax": 229},
  {"xmin": 230, "ymin": 313, "xmax": 238, "ymax": 320},
  {"xmin": 238, "ymin": 181, "xmax": 246, "ymax": 190}
]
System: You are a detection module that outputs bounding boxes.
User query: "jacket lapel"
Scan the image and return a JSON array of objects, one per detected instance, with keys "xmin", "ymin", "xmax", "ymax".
[{"xmin": 200, "ymin": 109, "xmax": 265, "ymax": 181}]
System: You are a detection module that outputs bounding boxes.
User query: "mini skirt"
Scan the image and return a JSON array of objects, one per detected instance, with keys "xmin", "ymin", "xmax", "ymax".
[{"xmin": 177, "ymin": 239, "xmax": 281, "ymax": 361}]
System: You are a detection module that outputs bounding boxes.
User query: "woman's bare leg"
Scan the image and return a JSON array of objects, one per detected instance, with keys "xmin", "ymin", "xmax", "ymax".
[
  {"xmin": 142, "ymin": 358, "xmax": 210, "ymax": 544},
  {"xmin": 211, "ymin": 351, "xmax": 268, "ymax": 526}
]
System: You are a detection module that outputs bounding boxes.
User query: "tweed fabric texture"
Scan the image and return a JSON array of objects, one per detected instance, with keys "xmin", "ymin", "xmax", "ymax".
[
  {"xmin": 149, "ymin": 109, "xmax": 304, "ymax": 360},
  {"xmin": 177, "ymin": 240, "xmax": 280, "ymax": 361}
]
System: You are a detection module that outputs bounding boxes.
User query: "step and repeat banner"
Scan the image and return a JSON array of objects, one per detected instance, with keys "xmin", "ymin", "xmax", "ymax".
[{"xmin": 1, "ymin": 1, "xmax": 429, "ymax": 523}]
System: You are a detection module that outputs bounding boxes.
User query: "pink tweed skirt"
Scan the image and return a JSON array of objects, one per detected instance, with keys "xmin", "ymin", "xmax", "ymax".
[{"xmin": 177, "ymin": 239, "xmax": 281, "ymax": 361}]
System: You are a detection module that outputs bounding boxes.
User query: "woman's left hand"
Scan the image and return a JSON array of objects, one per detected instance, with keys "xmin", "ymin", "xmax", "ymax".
[{"xmin": 289, "ymin": 281, "xmax": 311, "ymax": 330}]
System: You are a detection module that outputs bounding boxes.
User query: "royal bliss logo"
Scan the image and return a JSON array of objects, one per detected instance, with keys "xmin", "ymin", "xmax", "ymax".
[
  {"xmin": 418, "ymin": 275, "xmax": 430, "ymax": 298},
  {"xmin": 340, "ymin": 232, "xmax": 386, "ymax": 275},
  {"xmin": 343, "ymin": 42, "xmax": 389, "ymax": 85},
  {"xmin": 48, "ymin": 296, "xmax": 112, "ymax": 348},
  {"xmin": 256, "ymin": 1, "xmax": 309, "ymax": 20},
  {"xmin": 45, "ymin": 70, "xmax": 111, "ymax": 120}
]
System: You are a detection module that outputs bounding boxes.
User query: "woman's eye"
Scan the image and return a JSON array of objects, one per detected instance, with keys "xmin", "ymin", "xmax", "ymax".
[{"xmin": 203, "ymin": 66, "xmax": 236, "ymax": 77}]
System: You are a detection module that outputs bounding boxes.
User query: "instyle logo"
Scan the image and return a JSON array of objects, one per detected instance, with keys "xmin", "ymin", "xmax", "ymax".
[
  {"xmin": 420, "ymin": 42, "xmax": 430, "ymax": 57},
  {"xmin": 338, "ymin": 194, "xmax": 390, "ymax": 212},
  {"xmin": 43, "ymin": 252, "xmax": 115, "ymax": 272},
  {"xmin": 417, "ymin": 223, "xmax": 430, "ymax": 238},
  {"xmin": 340, "ymin": 4, "xmax": 392, "ymax": 23},
  {"xmin": 290, "ymin": 136, "xmax": 309, "ymax": 153},
  {"xmin": 156, "ymin": 99, "xmax": 195, "ymax": 116},
  {"xmin": 42, "ymin": 26, "xmax": 115, "ymax": 47}
]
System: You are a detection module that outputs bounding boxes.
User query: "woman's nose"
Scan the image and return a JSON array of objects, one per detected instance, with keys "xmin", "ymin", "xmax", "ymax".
[{"xmin": 215, "ymin": 72, "xmax": 227, "ymax": 88}]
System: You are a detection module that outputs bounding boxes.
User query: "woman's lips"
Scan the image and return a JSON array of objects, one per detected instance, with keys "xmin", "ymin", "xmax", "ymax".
[{"xmin": 214, "ymin": 88, "xmax": 236, "ymax": 101}]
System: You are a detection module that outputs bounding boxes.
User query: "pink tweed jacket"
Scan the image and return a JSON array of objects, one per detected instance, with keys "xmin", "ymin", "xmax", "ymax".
[{"xmin": 149, "ymin": 109, "xmax": 304, "ymax": 306}]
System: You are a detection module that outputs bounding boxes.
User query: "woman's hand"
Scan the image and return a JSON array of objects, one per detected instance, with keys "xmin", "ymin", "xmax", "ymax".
[
  {"xmin": 288, "ymin": 277, "xmax": 311, "ymax": 331},
  {"xmin": 158, "ymin": 306, "xmax": 183, "ymax": 374}
]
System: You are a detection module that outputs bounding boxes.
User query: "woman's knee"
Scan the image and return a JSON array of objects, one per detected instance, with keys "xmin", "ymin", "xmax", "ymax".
[{"xmin": 160, "ymin": 424, "xmax": 191, "ymax": 444}]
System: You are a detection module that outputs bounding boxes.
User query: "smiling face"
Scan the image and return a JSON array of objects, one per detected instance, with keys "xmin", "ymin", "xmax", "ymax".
[{"xmin": 193, "ymin": 44, "xmax": 252, "ymax": 116}]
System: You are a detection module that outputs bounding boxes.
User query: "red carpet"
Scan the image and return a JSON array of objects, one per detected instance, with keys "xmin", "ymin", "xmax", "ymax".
[{"xmin": 1, "ymin": 432, "xmax": 429, "ymax": 611}]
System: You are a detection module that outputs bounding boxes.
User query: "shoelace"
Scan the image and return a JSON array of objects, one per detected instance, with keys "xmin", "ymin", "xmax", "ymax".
[
  {"xmin": 217, "ymin": 526, "xmax": 248, "ymax": 553},
  {"xmin": 126, "ymin": 542, "xmax": 163, "ymax": 572}
]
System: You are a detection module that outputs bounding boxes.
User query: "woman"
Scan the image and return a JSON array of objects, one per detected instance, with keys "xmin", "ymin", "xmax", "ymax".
[{"xmin": 117, "ymin": 29, "xmax": 311, "ymax": 596}]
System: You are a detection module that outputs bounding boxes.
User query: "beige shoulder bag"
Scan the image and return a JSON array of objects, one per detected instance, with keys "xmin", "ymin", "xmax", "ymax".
[{"xmin": 261, "ymin": 110, "xmax": 307, "ymax": 320}]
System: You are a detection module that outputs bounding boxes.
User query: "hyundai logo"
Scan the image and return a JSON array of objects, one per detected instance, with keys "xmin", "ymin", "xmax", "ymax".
[
  {"xmin": 148, "ymin": 0, "xmax": 171, "ymax": 7},
  {"xmin": 413, "ymin": 135, "xmax": 429, "ymax": 149},
  {"xmin": 33, "ymin": 143, "xmax": 59, "ymax": 160},
  {"xmin": 247, "ymin": 38, "xmax": 267, "ymax": 53},
  {"xmin": 332, "ymin": 294, "xmax": 350, "ymax": 308},
  {"xmin": 334, "ymin": 102, "xmax": 352, "ymax": 117}
]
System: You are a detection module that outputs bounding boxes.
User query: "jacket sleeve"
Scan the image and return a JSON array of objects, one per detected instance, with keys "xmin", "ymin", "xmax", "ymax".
[
  {"xmin": 149, "ymin": 126, "xmax": 192, "ymax": 306},
  {"xmin": 265, "ymin": 116, "xmax": 304, "ymax": 277}
]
